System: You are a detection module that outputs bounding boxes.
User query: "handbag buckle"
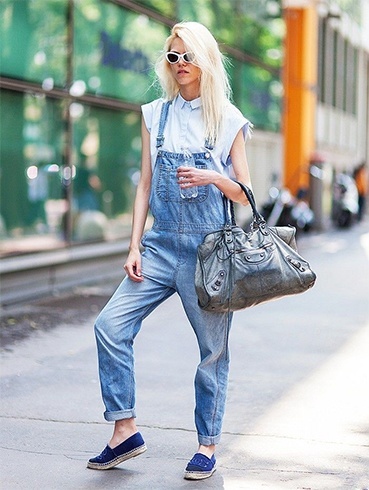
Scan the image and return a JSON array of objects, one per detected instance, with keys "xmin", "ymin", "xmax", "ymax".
[
  {"xmin": 210, "ymin": 270, "xmax": 227, "ymax": 291},
  {"xmin": 288, "ymin": 256, "xmax": 306, "ymax": 272}
]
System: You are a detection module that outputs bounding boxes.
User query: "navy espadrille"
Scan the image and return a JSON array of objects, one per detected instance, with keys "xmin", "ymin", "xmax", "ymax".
[
  {"xmin": 184, "ymin": 452, "xmax": 217, "ymax": 480},
  {"xmin": 87, "ymin": 432, "xmax": 146, "ymax": 470}
]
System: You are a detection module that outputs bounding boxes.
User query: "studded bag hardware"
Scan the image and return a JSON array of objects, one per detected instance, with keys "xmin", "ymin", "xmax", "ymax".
[{"xmin": 195, "ymin": 182, "xmax": 316, "ymax": 312}]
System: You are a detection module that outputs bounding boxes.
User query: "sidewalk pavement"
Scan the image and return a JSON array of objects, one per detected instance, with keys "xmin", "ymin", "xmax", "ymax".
[{"xmin": 1, "ymin": 220, "xmax": 369, "ymax": 489}]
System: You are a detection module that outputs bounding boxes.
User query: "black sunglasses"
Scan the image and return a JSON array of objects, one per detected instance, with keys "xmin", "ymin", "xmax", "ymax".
[{"xmin": 165, "ymin": 51, "xmax": 195, "ymax": 64}]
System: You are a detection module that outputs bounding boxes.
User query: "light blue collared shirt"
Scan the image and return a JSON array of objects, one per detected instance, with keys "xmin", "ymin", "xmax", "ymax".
[{"xmin": 142, "ymin": 94, "xmax": 251, "ymax": 174}]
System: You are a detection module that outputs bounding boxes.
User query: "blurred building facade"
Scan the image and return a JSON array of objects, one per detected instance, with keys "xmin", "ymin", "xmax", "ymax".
[
  {"xmin": 314, "ymin": 0, "xmax": 369, "ymax": 226},
  {"xmin": 0, "ymin": 0, "xmax": 283, "ymax": 254},
  {"xmin": 0, "ymin": 0, "xmax": 368, "ymax": 255},
  {"xmin": 316, "ymin": 0, "xmax": 368, "ymax": 169},
  {"xmin": 282, "ymin": 0, "xmax": 369, "ymax": 228}
]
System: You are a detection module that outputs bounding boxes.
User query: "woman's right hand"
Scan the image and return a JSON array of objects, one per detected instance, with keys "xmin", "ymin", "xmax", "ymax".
[{"xmin": 123, "ymin": 249, "xmax": 144, "ymax": 282}]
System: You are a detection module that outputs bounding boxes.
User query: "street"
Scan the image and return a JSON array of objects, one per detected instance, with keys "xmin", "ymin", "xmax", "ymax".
[{"xmin": 1, "ymin": 221, "xmax": 369, "ymax": 489}]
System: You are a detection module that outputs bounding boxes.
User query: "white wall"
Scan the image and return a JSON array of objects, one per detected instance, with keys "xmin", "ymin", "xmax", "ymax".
[
  {"xmin": 246, "ymin": 129, "xmax": 283, "ymax": 201},
  {"xmin": 238, "ymin": 130, "xmax": 283, "ymax": 224}
]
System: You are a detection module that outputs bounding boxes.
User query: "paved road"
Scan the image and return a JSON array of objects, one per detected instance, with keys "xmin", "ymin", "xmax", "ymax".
[{"xmin": 1, "ymin": 221, "xmax": 369, "ymax": 489}]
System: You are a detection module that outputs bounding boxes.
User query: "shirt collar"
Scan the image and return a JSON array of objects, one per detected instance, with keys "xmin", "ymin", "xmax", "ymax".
[{"xmin": 177, "ymin": 93, "xmax": 202, "ymax": 110}]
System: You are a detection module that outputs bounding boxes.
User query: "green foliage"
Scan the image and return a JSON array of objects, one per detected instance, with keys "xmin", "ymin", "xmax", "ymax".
[
  {"xmin": 0, "ymin": 0, "xmax": 284, "ymax": 240},
  {"xmin": 135, "ymin": 0, "xmax": 283, "ymax": 68},
  {"xmin": 0, "ymin": 0, "xmax": 68, "ymax": 85}
]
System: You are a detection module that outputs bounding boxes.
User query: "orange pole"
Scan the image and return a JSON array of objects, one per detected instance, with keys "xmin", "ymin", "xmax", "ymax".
[{"xmin": 283, "ymin": 6, "xmax": 318, "ymax": 195}]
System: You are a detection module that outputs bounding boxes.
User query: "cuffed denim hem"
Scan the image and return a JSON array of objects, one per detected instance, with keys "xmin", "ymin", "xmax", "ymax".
[
  {"xmin": 198, "ymin": 433, "xmax": 221, "ymax": 446},
  {"xmin": 104, "ymin": 408, "xmax": 136, "ymax": 422}
]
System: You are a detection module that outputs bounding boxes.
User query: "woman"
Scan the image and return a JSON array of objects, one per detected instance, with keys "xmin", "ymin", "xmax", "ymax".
[{"xmin": 87, "ymin": 21, "xmax": 252, "ymax": 480}]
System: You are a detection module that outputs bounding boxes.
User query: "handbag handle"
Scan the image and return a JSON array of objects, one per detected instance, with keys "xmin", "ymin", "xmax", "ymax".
[{"xmin": 229, "ymin": 181, "xmax": 265, "ymax": 226}]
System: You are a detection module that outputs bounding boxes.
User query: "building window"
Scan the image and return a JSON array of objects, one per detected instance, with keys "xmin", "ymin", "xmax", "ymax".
[
  {"xmin": 317, "ymin": 17, "xmax": 326, "ymax": 103},
  {"xmin": 317, "ymin": 17, "xmax": 358, "ymax": 116},
  {"xmin": 0, "ymin": 0, "xmax": 282, "ymax": 253}
]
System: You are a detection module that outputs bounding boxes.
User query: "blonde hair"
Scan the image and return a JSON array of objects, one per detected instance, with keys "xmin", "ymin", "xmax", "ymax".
[{"xmin": 155, "ymin": 22, "xmax": 232, "ymax": 147}]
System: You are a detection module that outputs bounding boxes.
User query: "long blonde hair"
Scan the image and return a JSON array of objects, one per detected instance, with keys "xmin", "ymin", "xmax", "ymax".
[{"xmin": 155, "ymin": 22, "xmax": 231, "ymax": 147}]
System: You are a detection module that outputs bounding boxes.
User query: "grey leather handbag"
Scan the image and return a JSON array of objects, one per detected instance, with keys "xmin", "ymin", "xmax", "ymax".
[{"xmin": 195, "ymin": 182, "xmax": 316, "ymax": 312}]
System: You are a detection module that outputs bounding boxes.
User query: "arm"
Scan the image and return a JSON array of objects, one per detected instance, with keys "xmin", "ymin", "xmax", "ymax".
[
  {"xmin": 177, "ymin": 129, "xmax": 251, "ymax": 205},
  {"xmin": 213, "ymin": 128, "xmax": 252, "ymax": 205},
  {"xmin": 123, "ymin": 118, "xmax": 152, "ymax": 282}
]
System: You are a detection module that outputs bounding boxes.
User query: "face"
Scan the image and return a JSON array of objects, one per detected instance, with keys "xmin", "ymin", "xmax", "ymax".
[{"xmin": 168, "ymin": 37, "xmax": 201, "ymax": 97}]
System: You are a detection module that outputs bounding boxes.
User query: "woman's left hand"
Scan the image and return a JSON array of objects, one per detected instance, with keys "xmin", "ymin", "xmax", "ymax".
[{"xmin": 177, "ymin": 166, "xmax": 217, "ymax": 188}]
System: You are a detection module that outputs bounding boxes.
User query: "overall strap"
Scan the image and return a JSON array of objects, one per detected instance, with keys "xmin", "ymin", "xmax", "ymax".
[
  {"xmin": 204, "ymin": 138, "xmax": 214, "ymax": 151},
  {"xmin": 156, "ymin": 101, "xmax": 172, "ymax": 149}
]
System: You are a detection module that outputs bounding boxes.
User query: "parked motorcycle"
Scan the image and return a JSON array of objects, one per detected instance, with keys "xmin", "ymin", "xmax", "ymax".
[{"xmin": 261, "ymin": 187, "xmax": 315, "ymax": 232}]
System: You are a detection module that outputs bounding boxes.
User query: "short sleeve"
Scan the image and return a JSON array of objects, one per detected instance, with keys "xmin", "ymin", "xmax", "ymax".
[
  {"xmin": 141, "ymin": 98, "xmax": 164, "ymax": 133},
  {"xmin": 221, "ymin": 104, "xmax": 253, "ymax": 167}
]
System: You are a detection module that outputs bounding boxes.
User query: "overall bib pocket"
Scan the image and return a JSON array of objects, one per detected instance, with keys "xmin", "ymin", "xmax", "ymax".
[{"xmin": 155, "ymin": 157, "xmax": 209, "ymax": 203}]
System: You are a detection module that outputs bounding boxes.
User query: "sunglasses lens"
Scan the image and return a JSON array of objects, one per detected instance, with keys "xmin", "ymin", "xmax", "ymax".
[
  {"xmin": 166, "ymin": 52, "xmax": 179, "ymax": 63},
  {"xmin": 183, "ymin": 52, "xmax": 194, "ymax": 63}
]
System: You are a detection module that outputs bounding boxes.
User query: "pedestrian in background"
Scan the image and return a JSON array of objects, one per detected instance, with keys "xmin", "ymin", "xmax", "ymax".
[
  {"xmin": 354, "ymin": 161, "xmax": 368, "ymax": 222},
  {"xmin": 88, "ymin": 21, "xmax": 252, "ymax": 480}
]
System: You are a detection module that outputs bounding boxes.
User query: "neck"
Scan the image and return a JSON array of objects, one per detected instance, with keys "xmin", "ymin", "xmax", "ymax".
[{"xmin": 180, "ymin": 87, "xmax": 200, "ymax": 102}]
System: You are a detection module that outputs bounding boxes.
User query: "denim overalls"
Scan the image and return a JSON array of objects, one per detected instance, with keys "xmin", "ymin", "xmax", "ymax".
[{"xmin": 94, "ymin": 102, "xmax": 233, "ymax": 446}]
